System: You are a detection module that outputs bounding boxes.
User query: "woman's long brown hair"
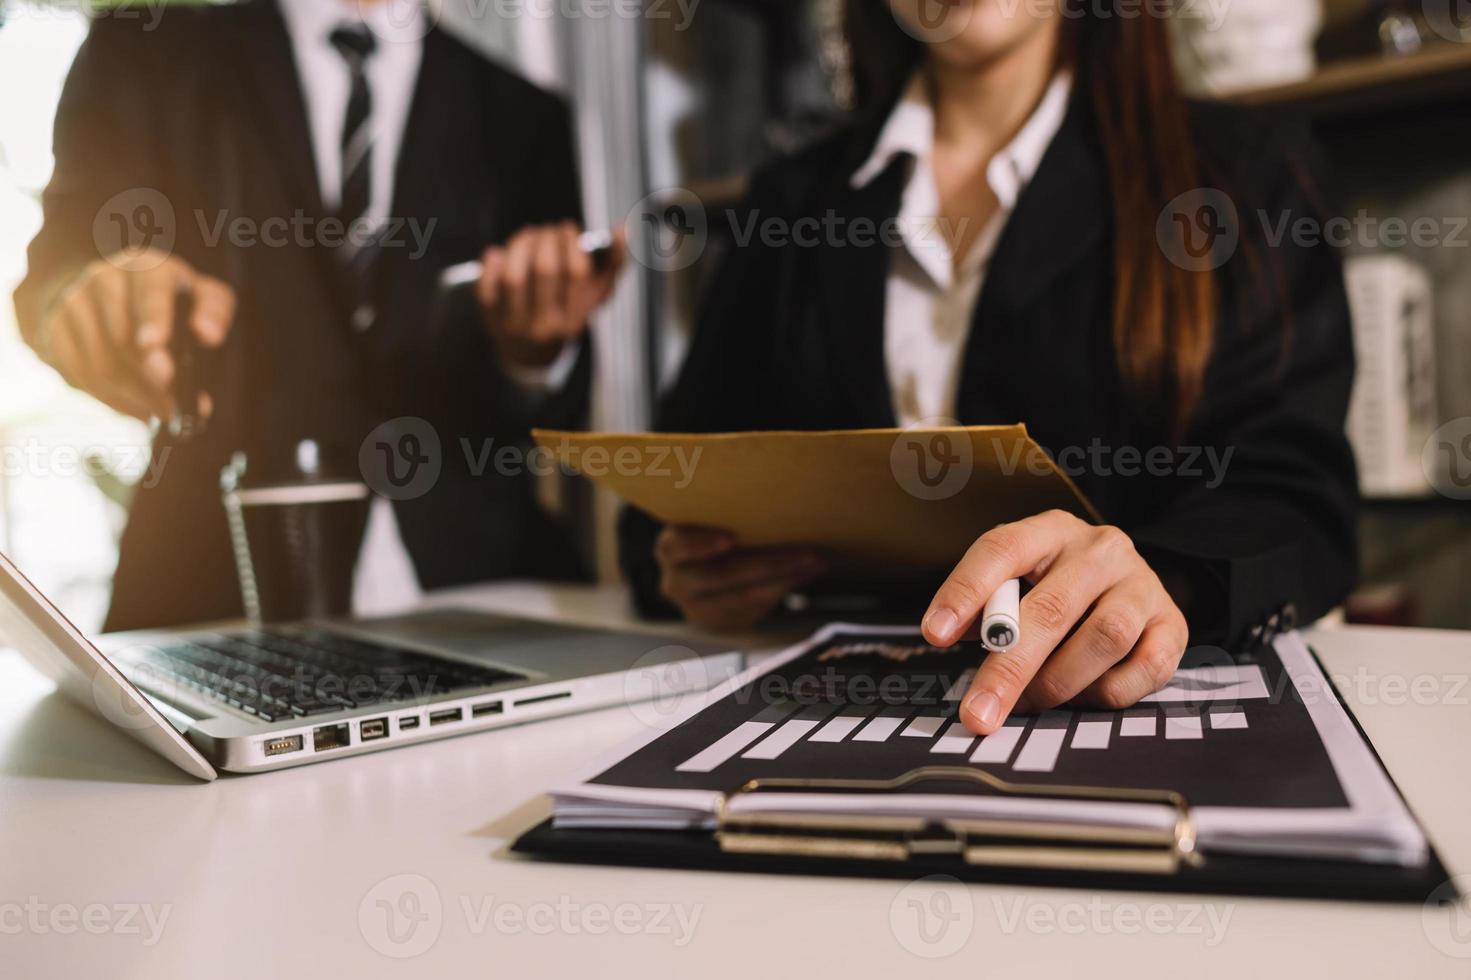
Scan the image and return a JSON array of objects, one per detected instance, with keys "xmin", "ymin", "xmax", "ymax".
[{"xmin": 845, "ymin": 3, "xmax": 1216, "ymax": 437}]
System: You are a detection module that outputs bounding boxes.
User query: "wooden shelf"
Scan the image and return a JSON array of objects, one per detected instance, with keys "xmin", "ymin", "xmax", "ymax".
[{"xmin": 1226, "ymin": 44, "xmax": 1471, "ymax": 117}]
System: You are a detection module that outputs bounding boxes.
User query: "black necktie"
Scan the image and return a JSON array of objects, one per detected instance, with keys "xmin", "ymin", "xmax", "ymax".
[{"xmin": 329, "ymin": 23, "xmax": 378, "ymax": 331}]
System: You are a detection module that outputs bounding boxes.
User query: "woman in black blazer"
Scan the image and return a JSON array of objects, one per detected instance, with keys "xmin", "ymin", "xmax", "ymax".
[{"xmin": 621, "ymin": 2, "xmax": 1358, "ymax": 735}]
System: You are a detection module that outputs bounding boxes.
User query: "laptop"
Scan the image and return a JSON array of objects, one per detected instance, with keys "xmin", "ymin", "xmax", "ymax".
[{"xmin": 0, "ymin": 550, "xmax": 742, "ymax": 780}]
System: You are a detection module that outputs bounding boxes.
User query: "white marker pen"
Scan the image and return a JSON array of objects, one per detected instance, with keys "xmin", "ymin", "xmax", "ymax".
[{"xmin": 981, "ymin": 578, "xmax": 1021, "ymax": 653}]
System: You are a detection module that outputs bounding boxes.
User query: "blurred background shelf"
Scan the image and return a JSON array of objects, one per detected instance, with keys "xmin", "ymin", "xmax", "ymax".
[{"xmin": 1227, "ymin": 44, "xmax": 1471, "ymax": 118}]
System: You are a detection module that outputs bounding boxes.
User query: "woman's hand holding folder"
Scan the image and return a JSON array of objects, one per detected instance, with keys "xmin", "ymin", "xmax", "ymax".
[
  {"xmin": 922, "ymin": 510, "xmax": 1189, "ymax": 737},
  {"xmin": 654, "ymin": 526, "xmax": 828, "ymax": 632}
]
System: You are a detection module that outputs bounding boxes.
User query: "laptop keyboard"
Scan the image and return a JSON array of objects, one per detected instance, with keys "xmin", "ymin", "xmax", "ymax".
[{"xmin": 130, "ymin": 626, "xmax": 525, "ymax": 722}]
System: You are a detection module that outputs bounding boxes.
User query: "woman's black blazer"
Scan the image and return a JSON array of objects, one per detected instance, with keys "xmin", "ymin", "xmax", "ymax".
[{"xmin": 620, "ymin": 89, "xmax": 1359, "ymax": 649}]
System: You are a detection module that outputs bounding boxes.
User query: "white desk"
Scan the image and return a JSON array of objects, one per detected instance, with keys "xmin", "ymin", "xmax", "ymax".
[{"xmin": 3, "ymin": 583, "xmax": 1470, "ymax": 978}]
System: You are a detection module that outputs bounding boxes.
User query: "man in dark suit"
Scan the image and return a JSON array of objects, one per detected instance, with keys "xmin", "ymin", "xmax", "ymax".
[{"xmin": 15, "ymin": 0, "xmax": 625, "ymax": 630}]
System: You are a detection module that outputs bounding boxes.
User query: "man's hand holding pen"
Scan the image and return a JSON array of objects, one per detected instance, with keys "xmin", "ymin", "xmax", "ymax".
[
  {"xmin": 32, "ymin": 248, "xmax": 235, "ymax": 424},
  {"xmin": 475, "ymin": 222, "xmax": 628, "ymax": 368}
]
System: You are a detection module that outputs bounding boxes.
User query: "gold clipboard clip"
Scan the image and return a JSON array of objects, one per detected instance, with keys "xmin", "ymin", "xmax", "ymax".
[{"xmin": 715, "ymin": 766, "xmax": 1202, "ymax": 875}]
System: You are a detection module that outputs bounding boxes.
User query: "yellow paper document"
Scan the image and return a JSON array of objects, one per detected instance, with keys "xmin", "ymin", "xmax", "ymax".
[{"xmin": 534, "ymin": 425, "xmax": 1100, "ymax": 571}]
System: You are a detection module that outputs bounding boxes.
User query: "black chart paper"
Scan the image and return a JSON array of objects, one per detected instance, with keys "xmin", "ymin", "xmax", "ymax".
[{"xmin": 590, "ymin": 631, "xmax": 1349, "ymax": 809}]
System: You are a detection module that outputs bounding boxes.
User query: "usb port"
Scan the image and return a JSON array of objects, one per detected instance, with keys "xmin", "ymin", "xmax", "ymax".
[
  {"xmin": 360, "ymin": 717, "xmax": 388, "ymax": 741},
  {"xmin": 312, "ymin": 723, "xmax": 351, "ymax": 752},
  {"xmin": 429, "ymin": 707, "xmax": 462, "ymax": 727},
  {"xmin": 398, "ymin": 715, "xmax": 420, "ymax": 731},
  {"xmin": 471, "ymin": 701, "xmax": 503, "ymax": 719},
  {"xmin": 264, "ymin": 734, "xmax": 303, "ymax": 757}
]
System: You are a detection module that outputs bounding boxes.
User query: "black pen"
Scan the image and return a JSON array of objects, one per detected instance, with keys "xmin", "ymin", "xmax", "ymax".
[{"xmin": 168, "ymin": 287, "xmax": 201, "ymax": 439}]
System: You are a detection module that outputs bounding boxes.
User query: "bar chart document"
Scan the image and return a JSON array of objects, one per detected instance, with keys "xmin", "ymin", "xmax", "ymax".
[{"xmin": 551, "ymin": 625, "xmax": 1428, "ymax": 867}]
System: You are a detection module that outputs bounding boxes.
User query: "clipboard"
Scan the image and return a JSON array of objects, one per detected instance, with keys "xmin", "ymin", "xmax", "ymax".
[
  {"xmin": 510, "ymin": 648, "xmax": 1458, "ymax": 903},
  {"xmin": 531, "ymin": 425, "xmax": 1101, "ymax": 572}
]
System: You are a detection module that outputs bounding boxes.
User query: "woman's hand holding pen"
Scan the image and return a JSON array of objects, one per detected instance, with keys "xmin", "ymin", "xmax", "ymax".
[
  {"xmin": 922, "ymin": 510, "xmax": 1189, "ymax": 736},
  {"xmin": 655, "ymin": 526, "xmax": 829, "ymax": 632},
  {"xmin": 476, "ymin": 222, "xmax": 628, "ymax": 369}
]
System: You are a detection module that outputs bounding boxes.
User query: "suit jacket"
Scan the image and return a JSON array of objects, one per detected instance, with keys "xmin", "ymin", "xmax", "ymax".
[
  {"xmin": 16, "ymin": 1, "xmax": 592, "ymax": 631},
  {"xmin": 619, "ymin": 91, "xmax": 1360, "ymax": 649}
]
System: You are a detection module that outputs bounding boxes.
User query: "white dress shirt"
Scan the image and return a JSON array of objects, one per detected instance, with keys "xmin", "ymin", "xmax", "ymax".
[
  {"xmin": 277, "ymin": 0, "xmax": 427, "ymax": 615},
  {"xmin": 276, "ymin": 0, "xmax": 580, "ymax": 614},
  {"xmin": 850, "ymin": 70, "xmax": 1073, "ymax": 428}
]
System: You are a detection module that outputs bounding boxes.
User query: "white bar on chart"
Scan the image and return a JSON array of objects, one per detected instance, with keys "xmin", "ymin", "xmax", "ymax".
[
  {"xmin": 742, "ymin": 719, "xmax": 821, "ymax": 760},
  {"xmin": 942, "ymin": 670, "xmax": 976, "ymax": 702},
  {"xmin": 810, "ymin": 714, "xmax": 869, "ymax": 743},
  {"xmin": 969, "ymin": 722, "xmax": 1026, "ymax": 764},
  {"xmin": 1120, "ymin": 714, "xmax": 1157, "ymax": 737},
  {"xmin": 1013, "ymin": 714, "xmax": 1072, "ymax": 772},
  {"xmin": 676, "ymin": 721, "xmax": 775, "ymax": 772},
  {"xmin": 1141, "ymin": 664, "xmax": 1269, "ymax": 703},
  {"xmin": 1164, "ymin": 714, "xmax": 1203, "ymax": 740},
  {"xmin": 901, "ymin": 715, "xmax": 947, "ymax": 738},
  {"xmin": 930, "ymin": 722, "xmax": 977, "ymax": 754},
  {"xmin": 1209, "ymin": 711, "xmax": 1248, "ymax": 730},
  {"xmin": 1071, "ymin": 718, "xmax": 1112, "ymax": 749},
  {"xmin": 853, "ymin": 715, "xmax": 908, "ymax": 742}
]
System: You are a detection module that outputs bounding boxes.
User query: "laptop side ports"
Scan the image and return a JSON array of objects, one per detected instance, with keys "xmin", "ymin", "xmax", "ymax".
[
  {"xmin": 264, "ymin": 734, "xmax": 304, "ymax": 757},
  {"xmin": 429, "ymin": 707, "xmax": 462, "ymax": 726},
  {"xmin": 360, "ymin": 717, "xmax": 389, "ymax": 742},
  {"xmin": 313, "ymin": 723, "xmax": 351, "ymax": 751}
]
